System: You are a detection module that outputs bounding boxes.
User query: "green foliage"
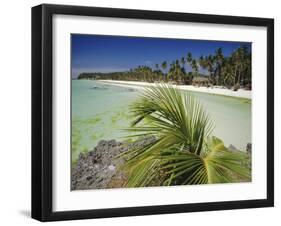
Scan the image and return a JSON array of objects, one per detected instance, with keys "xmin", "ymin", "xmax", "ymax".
[
  {"xmin": 77, "ymin": 45, "xmax": 251, "ymax": 89},
  {"xmin": 120, "ymin": 85, "xmax": 251, "ymax": 187}
]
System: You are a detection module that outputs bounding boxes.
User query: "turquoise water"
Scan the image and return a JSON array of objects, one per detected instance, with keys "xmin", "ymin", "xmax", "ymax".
[{"xmin": 72, "ymin": 80, "xmax": 251, "ymax": 162}]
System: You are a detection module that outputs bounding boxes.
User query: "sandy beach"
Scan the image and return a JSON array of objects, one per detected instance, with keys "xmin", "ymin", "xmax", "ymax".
[{"xmin": 97, "ymin": 80, "xmax": 251, "ymax": 99}]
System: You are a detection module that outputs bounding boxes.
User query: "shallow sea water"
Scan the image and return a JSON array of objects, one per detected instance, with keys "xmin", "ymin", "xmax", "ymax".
[{"xmin": 72, "ymin": 80, "xmax": 251, "ymax": 162}]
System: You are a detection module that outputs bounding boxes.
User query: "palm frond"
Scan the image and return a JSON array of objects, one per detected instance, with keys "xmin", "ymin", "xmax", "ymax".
[
  {"xmin": 127, "ymin": 84, "xmax": 213, "ymax": 152},
  {"xmin": 120, "ymin": 84, "xmax": 250, "ymax": 187}
]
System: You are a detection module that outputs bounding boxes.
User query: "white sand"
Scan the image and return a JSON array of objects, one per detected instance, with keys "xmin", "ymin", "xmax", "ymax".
[{"xmin": 97, "ymin": 80, "xmax": 251, "ymax": 99}]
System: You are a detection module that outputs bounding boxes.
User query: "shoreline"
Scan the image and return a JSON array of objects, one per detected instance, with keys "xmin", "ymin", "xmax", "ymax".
[{"xmin": 95, "ymin": 79, "xmax": 251, "ymax": 99}]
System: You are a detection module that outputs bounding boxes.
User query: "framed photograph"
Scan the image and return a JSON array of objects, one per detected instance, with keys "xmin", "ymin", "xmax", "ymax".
[{"xmin": 32, "ymin": 4, "xmax": 274, "ymax": 221}]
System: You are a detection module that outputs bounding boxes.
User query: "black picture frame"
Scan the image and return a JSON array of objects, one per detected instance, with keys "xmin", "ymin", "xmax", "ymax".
[{"xmin": 32, "ymin": 3, "xmax": 274, "ymax": 222}]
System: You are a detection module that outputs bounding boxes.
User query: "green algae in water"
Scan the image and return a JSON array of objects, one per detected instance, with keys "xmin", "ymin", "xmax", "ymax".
[{"xmin": 71, "ymin": 80, "xmax": 251, "ymax": 163}]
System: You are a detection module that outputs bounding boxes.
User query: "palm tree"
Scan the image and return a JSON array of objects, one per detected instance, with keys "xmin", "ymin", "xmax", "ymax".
[
  {"xmin": 120, "ymin": 85, "xmax": 251, "ymax": 187},
  {"xmin": 191, "ymin": 59, "xmax": 199, "ymax": 76},
  {"xmin": 169, "ymin": 60, "xmax": 185, "ymax": 83},
  {"xmin": 242, "ymin": 49, "xmax": 252, "ymax": 87},
  {"xmin": 167, "ymin": 61, "xmax": 175, "ymax": 81},
  {"xmin": 236, "ymin": 45, "xmax": 251, "ymax": 86},
  {"xmin": 213, "ymin": 48, "xmax": 224, "ymax": 85},
  {"xmin": 161, "ymin": 61, "xmax": 167, "ymax": 70},
  {"xmin": 187, "ymin": 52, "xmax": 193, "ymax": 63},
  {"xmin": 186, "ymin": 52, "xmax": 199, "ymax": 79},
  {"xmin": 175, "ymin": 59, "xmax": 181, "ymax": 82},
  {"xmin": 205, "ymin": 55, "xmax": 215, "ymax": 82},
  {"xmin": 181, "ymin": 57, "xmax": 185, "ymax": 67},
  {"xmin": 198, "ymin": 55, "xmax": 206, "ymax": 68},
  {"xmin": 221, "ymin": 58, "xmax": 235, "ymax": 87},
  {"xmin": 161, "ymin": 61, "xmax": 168, "ymax": 81}
]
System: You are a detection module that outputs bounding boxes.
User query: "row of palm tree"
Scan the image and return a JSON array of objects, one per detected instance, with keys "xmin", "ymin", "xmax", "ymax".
[{"xmin": 78, "ymin": 45, "xmax": 251, "ymax": 89}]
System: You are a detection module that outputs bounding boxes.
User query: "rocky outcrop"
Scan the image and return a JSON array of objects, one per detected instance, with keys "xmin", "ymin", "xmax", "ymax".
[
  {"xmin": 228, "ymin": 144, "xmax": 240, "ymax": 152},
  {"xmin": 246, "ymin": 143, "xmax": 252, "ymax": 156},
  {"xmin": 71, "ymin": 137, "xmax": 155, "ymax": 190},
  {"xmin": 72, "ymin": 139, "xmax": 252, "ymax": 190},
  {"xmin": 228, "ymin": 143, "xmax": 252, "ymax": 154}
]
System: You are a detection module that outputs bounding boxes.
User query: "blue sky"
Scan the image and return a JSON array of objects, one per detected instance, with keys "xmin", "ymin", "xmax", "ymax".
[{"xmin": 71, "ymin": 34, "xmax": 251, "ymax": 78}]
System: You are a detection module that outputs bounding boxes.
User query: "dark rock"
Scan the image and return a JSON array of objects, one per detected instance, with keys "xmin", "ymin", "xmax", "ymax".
[
  {"xmin": 246, "ymin": 143, "xmax": 252, "ymax": 155},
  {"xmin": 71, "ymin": 137, "xmax": 155, "ymax": 190},
  {"xmin": 86, "ymin": 176, "xmax": 92, "ymax": 180},
  {"xmin": 228, "ymin": 144, "xmax": 239, "ymax": 152}
]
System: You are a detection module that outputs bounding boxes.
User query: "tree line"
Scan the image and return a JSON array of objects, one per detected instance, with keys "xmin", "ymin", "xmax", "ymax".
[{"xmin": 77, "ymin": 45, "xmax": 251, "ymax": 89}]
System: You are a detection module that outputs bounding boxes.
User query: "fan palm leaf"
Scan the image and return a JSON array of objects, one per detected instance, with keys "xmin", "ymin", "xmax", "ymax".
[{"xmin": 120, "ymin": 84, "xmax": 250, "ymax": 187}]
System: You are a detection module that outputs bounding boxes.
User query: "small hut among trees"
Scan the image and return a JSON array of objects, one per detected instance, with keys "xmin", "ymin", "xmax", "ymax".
[{"xmin": 192, "ymin": 76, "xmax": 212, "ymax": 87}]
